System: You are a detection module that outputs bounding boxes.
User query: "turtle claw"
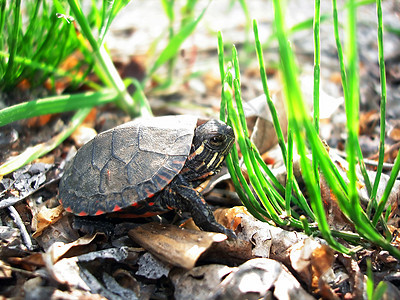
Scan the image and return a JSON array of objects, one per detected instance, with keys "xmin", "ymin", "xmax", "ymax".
[
  {"xmin": 223, "ymin": 228, "xmax": 237, "ymax": 239},
  {"xmin": 198, "ymin": 220, "xmax": 236, "ymax": 239}
]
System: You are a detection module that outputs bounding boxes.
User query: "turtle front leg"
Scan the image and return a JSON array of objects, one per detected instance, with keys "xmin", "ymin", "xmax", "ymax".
[{"xmin": 163, "ymin": 175, "xmax": 236, "ymax": 239}]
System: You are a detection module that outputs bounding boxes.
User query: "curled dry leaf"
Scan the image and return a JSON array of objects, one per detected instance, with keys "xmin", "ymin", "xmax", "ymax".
[
  {"xmin": 128, "ymin": 223, "xmax": 227, "ymax": 269},
  {"xmin": 235, "ymin": 210, "xmax": 310, "ymax": 264},
  {"xmin": 45, "ymin": 233, "xmax": 102, "ymax": 264},
  {"xmin": 213, "ymin": 258, "xmax": 314, "ymax": 300},
  {"xmin": 34, "ymin": 214, "xmax": 81, "ymax": 251},
  {"xmin": 214, "ymin": 206, "xmax": 248, "ymax": 232},
  {"xmin": 46, "ymin": 256, "xmax": 91, "ymax": 291},
  {"xmin": 32, "ymin": 205, "xmax": 64, "ymax": 238},
  {"xmin": 311, "ymin": 245, "xmax": 337, "ymax": 299}
]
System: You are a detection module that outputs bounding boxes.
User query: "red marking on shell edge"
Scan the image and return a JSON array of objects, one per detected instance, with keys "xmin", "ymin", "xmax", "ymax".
[
  {"xmin": 131, "ymin": 202, "xmax": 140, "ymax": 207},
  {"xmin": 172, "ymin": 160, "xmax": 184, "ymax": 167},
  {"xmin": 95, "ymin": 210, "xmax": 105, "ymax": 216},
  {"xmin": 145, "ymin": 189, "xmax": 155, "ymax": 198},
  {"xmin": 148, "ymin": 202, "xmax": 155, "ymax": 206},
  {"xmin": 78, "ymin": 211, "xmax": 89, "ymax": 216},
  {"xmin": 112, "ymin": 204, "xmax": 122, "ymax": 212},
  {"xmin": 65, "ymin": 206, "xmax": 73, "ymax": 213},
  {"xmin": 158, "ymin": 174, "xmax": 170, "ymax": 182}
]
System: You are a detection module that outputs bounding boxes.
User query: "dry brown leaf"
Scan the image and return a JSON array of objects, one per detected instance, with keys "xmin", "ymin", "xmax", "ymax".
[
  {"xmin": 47, "ymin": 256, "xmax": 91, "ymax": 290},
  {"xmin": 320, "ymin": 177, "xmax": 354, "ymax": 231},
  {"xmin": 34, "ymin": 215, "xmax": 81, "ymax": 251},
  {"xmin": 290, "ymin": 239, "xmax": 337, "ymax": 299},
  {"xmin": 7, "ymin": 253, "xmax": 45, "ymax": 271},
  {"xmin": 128, "ymin": 223, "xmax": 227, "ymax": 269},
  {"xmin": 311, "ymin": 245, "xmax": 337, "ymax": 299},
  {"xmin": 32, "ymin": 205, "xmax": 64, "ymax": 238},
  {"xmin": 388, "ymin": 122, "xmax": 400, "ymax": 141},
  {"xmin": 215, "ymin": 258, "xmax": 315, "ymax": 300},
  {"xmin": 0, "ymin": 260, "xmax": 13, "ymax": 279},
  {"xmin": 214, "ymin": 206, "xmax": 249, "ymax": 231},
  {"xmin": 45, "ymin": 233, "xmax": 103, "ymax": 264}
]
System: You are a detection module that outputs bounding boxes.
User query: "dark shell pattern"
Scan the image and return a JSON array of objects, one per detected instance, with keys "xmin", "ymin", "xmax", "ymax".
[{"xmin": 59, "ymin": 115, "xmax": 198, "ymax": 216}]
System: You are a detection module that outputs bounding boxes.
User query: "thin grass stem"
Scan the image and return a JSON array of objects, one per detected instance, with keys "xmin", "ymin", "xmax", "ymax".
[
  {"xmin": 0, "ymin": 108, "xmax": 92, "ymax": 177},
  {"xmin": 253, "ymin": 20, "xmax": 287, "ymax": 166},
  {"xmin": 0, "ymin": 90, "xmax": 118, "ymax": 127},
  {"xmin": 369, "ymin": 0, "xmax": 387, "ymax": 208}
]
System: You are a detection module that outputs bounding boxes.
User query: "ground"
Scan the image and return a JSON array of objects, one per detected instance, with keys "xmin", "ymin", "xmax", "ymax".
[{"xmin": 1, "ymin": 0, "xmax": 400, "ymax": 299}]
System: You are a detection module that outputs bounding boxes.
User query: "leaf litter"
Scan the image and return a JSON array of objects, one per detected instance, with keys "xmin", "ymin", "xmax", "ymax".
[{"xmin": 2, "ymin": 1, "xmax": 400, "ymax": 299}]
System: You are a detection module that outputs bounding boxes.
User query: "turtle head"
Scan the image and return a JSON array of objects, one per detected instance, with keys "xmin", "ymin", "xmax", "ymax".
[
  {"xmin": 194, "ymin": 119, "xmax": 235, "ymax": 158},
  {"xmin": 183, "ymin": 120, "xmax": 235, "ymax": 181}
]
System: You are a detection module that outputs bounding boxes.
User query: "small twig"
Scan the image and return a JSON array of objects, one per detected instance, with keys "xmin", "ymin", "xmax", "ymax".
[{"xmin": 8, "ymin": 206, "xmax": 34, "ymax": 251}]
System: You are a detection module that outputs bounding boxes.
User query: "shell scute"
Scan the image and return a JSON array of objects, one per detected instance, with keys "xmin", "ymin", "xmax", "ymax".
[{"xmin": 59, "ymin": 116, "xmax": 198, "ymax": 216}]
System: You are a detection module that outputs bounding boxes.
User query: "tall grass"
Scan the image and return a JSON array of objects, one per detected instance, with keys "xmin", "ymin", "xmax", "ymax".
[
  {"xmin": 0, "ymin": 0, "xmax": 209, "ymax": 177},
  {"xmin": 219, "ymin": 0, "xmax": 400, "ymax": 259}
]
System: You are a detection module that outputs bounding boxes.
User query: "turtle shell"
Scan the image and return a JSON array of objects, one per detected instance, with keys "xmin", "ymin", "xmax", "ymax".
[{"xmin": 59, "ymin": 115, "xmax": 198, "ymax": 216}]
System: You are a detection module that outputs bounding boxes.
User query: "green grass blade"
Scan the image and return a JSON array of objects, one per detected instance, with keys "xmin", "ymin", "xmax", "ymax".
[
  {"xmin": 253, "ymin": 19, "xmax": 287, "ymax": 166},
  {"xmin": 345, "ymin": 0, "xmax": 361, "ymax": 219},
  {"xmin": 253, "ymin": 19, "xmax": 315, "ymax": 219},
  {"xmin": 225, "ymin": 82, "xmax": 287, "ymax": 226},
  {"xmin": 272, "ymin": 0, "xmax": 350, "ymax": 254},
  {"xmin": 98, "ymin": 0, "xmax": 130, "ymax": 44},
  {"xmin": 0, "ymin": 107, "xmax": 92, "ymax": 177},
  {"xmin": 147, "ymin": 2, "xmax": 209, "ymax": 77},
  {"xmin": 313, "ymin": 0, "xmax": 320, "ymax": 133},
  {"xmin": 217, "ymin": 31, "xmax": 226, "ymax": 92},
  {"xmin": 3, "ymin": 0, "xmax": 21, "ymax": 85},
  {"xmin": 372, "ymin": 149, "xmax": 400, "ymax": 226},
  {"xmin": 161, "ymin": 0, "xmax": 175, "ymax": 22},
  {"xmin": 370, "ymin": 0, "xmax": 387, "ymax": 205},
  {"xmin": 68, "ymin": 0, "xmax": 139, "ymax": 116},
  {"xmin": 0, "ymin": 90, "xmax": 118, "ymax": 127},
  {"xmin": 285, "ymin": 130, "xmax": 294, "ymax": 216},
  {"xmin": 312, "ymin": 0, "xmax": 321, "ymax": 200}
]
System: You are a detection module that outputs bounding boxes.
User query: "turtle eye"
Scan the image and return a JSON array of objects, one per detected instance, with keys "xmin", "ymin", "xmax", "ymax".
[{"xmin": 209, "ymin": 135, "xmax": 225, "ymax": 146}]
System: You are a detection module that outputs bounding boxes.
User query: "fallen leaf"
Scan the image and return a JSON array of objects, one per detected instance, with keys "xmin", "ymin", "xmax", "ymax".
[
  {"xmin": 45, "ymin": 233, "xmax": 103, "ymax": 264},
  {"xmin": 214, "ymin": 206, "xmax": 249, "ymax": 231},
  {"xmin": 0, "ymin": 260, "xmax": 13, "ymax": 279},
  {"xmin": 214, "ymin": 258, "xmax": 315, "ymax": 300},
  {"xmin": 128, "ymin": 223, "xmax": 227, "ymax": 269},
  {"xmin": 7, "ymin": 253, "xmax": 45, "ymax": 272},
  {"xmin": 32, "ymin": 205, "xmax": 64, "ymax": 238}
]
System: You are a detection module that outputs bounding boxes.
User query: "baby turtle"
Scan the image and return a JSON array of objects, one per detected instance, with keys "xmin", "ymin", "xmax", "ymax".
[{"xmin": 59, "ymin": 115, "xmax": 235, "ymax": 237}]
